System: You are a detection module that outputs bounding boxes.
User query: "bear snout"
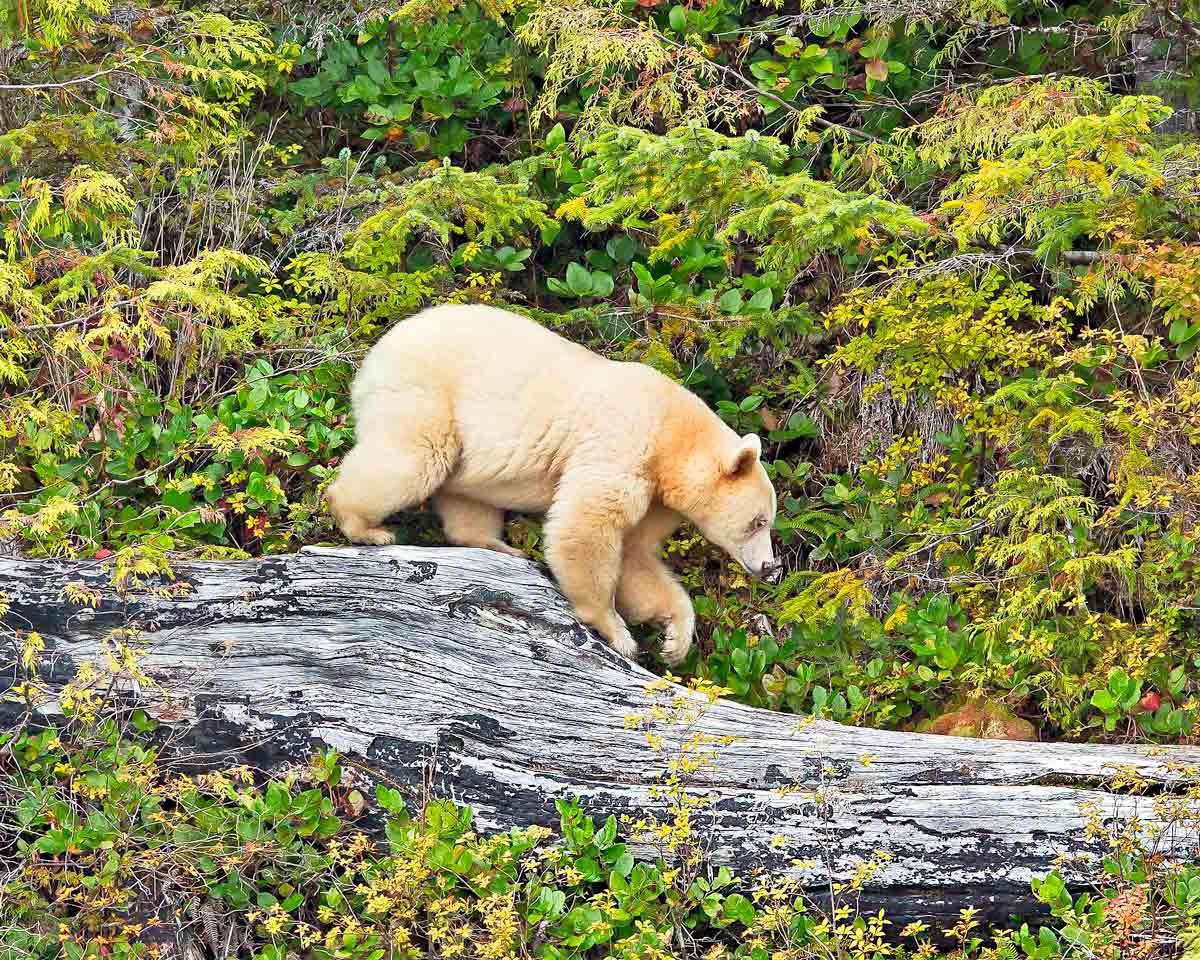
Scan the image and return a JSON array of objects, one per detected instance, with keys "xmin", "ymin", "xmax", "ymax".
[{"xmin": 752, "ymin": 557, "xmax": 782, "ymax": 582}]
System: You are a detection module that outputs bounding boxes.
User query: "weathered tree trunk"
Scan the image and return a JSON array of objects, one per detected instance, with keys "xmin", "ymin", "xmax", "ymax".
[{"xmin": 3, "ymin": 546, "xmax": 1199, "ymax": 926}]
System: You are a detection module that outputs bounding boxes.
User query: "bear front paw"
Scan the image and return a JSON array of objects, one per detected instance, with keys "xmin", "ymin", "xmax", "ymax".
[
  {"xmin": 608, "ymin": 625, "xmax": 639, "ymax": 659},
  {"xmin": 661, "ymin": 620, "xmax": 693, "ymax": 666}
]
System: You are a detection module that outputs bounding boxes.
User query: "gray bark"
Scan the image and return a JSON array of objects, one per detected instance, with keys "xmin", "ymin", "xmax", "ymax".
[
  {"xmin": 3, "ymin": 545, "xmax": 1200, "ymax": 926},
  {"xmin": 1132, "ymin": 20, "xmax": 1198, "ymax": 133}
]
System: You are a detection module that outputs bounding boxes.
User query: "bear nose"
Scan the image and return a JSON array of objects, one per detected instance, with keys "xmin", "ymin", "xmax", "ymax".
[{"xmin": 759, "ymin": 559, "xmax": 782, "ymax": 581}]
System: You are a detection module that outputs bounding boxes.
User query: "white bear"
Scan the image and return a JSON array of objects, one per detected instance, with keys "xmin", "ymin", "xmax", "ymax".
[{"xmin": 325, "ymin": 303, "xmax": 778, "ymax": 664}]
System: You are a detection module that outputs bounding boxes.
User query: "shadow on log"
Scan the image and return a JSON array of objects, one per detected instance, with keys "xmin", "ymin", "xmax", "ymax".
[{"xmin": 3, "ymin": 545, "xmax": 1200, "ymax": 926}]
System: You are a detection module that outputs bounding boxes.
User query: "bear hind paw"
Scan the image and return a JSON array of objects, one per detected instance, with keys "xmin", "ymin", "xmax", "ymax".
[{"xmin": 341, "ymin": 519, "xmax": 395, "ymax": 546}]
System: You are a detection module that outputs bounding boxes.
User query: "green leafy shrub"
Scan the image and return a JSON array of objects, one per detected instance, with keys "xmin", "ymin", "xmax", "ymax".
[{"xmin": 287, "ymin": 3, "xmax": 522, "ymax": 156}]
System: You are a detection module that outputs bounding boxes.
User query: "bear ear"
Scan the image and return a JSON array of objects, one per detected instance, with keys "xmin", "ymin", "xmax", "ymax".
[{"xmin": 724, "ymin": 434, "xmax": 761, "ymax": 478}]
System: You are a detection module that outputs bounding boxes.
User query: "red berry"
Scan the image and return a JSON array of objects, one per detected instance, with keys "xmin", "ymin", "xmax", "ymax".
[
  {"xmin": 1140, "ymin": 691, "xmax": 1162, "ymax": 712},
  {"xmin": 94, "ymin": 548, "xmax": 114, "ymax": 560}
]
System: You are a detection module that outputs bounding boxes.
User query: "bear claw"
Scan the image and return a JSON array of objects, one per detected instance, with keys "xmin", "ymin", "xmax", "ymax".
[
  {"xmin": 358, "ymin": 528, "xmax": 395, "ymax": 546},
  {"xmin": 609, "ymin": 629, "xmax": 639, "ymax": 660},
  {"xmin": 661, "ymin": 625, "xmax": 692, "ymax": 666}
]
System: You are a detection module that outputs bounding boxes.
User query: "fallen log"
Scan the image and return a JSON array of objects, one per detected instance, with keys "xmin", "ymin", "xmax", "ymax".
[{"xmin": 3, "ymin": 545, "xmax": 1199, "ymax": 926}]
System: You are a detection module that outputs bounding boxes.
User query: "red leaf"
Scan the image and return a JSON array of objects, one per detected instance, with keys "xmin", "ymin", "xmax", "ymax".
[{"xmin": 107, "ymin": 340, "xmax": 132, "ymax": 362}]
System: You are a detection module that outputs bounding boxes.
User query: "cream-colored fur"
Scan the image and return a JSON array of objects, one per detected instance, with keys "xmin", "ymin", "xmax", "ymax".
[{"xmin": 326, "ymin": 303, "xmax": 778, "ymax": 664}]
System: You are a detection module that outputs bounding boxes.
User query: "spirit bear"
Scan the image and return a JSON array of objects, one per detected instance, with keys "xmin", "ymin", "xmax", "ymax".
[{"xmin": 325, "ymin": 303, "xmax": 778, "ymax": 664}]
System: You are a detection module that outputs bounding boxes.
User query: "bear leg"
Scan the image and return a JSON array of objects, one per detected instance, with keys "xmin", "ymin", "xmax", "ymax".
[
  {"xmin": 434, "ymin": 493, "xmax": 525, "ymax": 558},
  {"xmin": 326, "ymin": 395, "xmax": 458, "ymax": 546},
  {"xmin": 543, "ymin": 481, "xmax": 648, "ymax": 660},
  {"xmin": 616, "ymin": 505, "xmax": 695, "ymax": 666}
]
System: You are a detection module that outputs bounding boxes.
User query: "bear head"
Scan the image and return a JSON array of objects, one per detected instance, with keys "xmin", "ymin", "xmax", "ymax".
[{"xmin": 688, "ymin": 433, "xmax": 779, "ymax": 580}]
